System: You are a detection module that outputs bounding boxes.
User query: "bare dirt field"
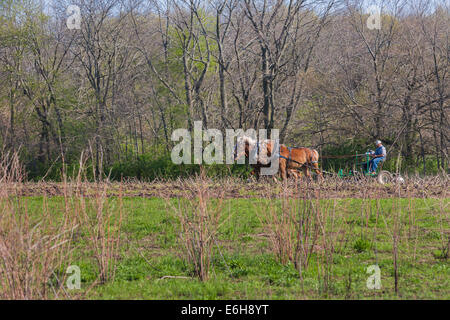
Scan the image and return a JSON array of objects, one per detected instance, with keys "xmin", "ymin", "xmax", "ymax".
[{"xmin": 8, "ymin": 176, "xmax": 449, "ymax": 199}]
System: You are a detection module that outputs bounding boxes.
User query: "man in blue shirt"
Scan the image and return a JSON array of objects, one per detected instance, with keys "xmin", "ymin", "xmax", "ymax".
[{"xmin": 369, "ymin": 140, "xmax": 386, "ymax": 174}]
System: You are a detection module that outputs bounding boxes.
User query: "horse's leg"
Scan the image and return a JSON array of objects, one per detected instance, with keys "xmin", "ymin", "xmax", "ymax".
[
  {"xmin": 292, "ymin": 169, "xmax": 299, "ymax": 183},
  {"xmin": 313, "ymin": 163, "xmax": 323, "ymax": 181},
  {"xmin": 254, "ymin": 166, "xmax": 261, "ymax": 181},
  {"xmin": 280, "ymin": 161, "xmax": 288, "ymax": 182},
  {"xmin": 247, "ymin": 169, "xmax": 255, "ymax": 183},
  {"xmin": 249, "ymin": 165, "xmax": 260, "ymax": 182},
  {"xmin": 303, "ymin": 165, "xmax": 311, "ymax": 181},
  {"xmin": 301, "ymin": 166, "xmax": 307, "ymax": 181},
  {"xmin": 272, "ymin": 174, "xmax": 278, "ymax": 183},
  {"xmin": 287, "ymin": 169, "xmax": 293, "ymax": 179}
]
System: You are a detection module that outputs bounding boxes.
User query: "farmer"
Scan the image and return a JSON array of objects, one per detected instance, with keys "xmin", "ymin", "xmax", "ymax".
[{"xmin": 369, "ymin": 140, "xmax": 386, "ymax": 174}]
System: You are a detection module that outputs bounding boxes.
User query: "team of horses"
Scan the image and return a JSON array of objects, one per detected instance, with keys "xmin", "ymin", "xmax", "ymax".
[{"xmin": 234, "ymin": 136, "xmax": 323, "ymax": 182}]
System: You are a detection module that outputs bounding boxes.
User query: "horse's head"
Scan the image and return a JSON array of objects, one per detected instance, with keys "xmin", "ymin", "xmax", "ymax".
[
  {"xmin": 234, "ymin": 136, "xmax": 255, "ymax": 161},
  {"xmin": 262, "ymin": 140, "xmax": 274, "ymax": 156},
  {"xmin": 258, "ymin": 139, "xmax": 276, "ymax": 165}
]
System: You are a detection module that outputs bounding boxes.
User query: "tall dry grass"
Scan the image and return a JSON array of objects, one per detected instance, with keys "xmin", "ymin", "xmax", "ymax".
[
  {"xmin": 67, "ymin": 151, "xmax": 125, "ymax": 284},
  {"xmin": 255, "ymin": 175, "xmax": 448, "ymax": 297},
  {"xmin": 256, "ymin": 182, "xmax": 348, "ymax": 295},
  {"xmin": 0, "ymin": 151, "xmax": 77, "ymax": 299},
  {"xmin": 171, "ymin": 169, "xmax": 228, "ymax": 281},
  {"xmin": 0, "ymin": 150, "xmax": 125, "ymax": 298}
]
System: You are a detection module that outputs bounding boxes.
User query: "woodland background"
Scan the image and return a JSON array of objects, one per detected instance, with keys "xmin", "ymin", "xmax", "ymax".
[{"xmin": 0, "ymin": 0, "xmax": 448, "ymax": 180}]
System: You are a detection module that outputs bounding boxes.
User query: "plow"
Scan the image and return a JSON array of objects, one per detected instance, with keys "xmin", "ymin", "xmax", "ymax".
[{"xmin": 318, "ymin": 151, "xmax": 404, "ymax": 184}]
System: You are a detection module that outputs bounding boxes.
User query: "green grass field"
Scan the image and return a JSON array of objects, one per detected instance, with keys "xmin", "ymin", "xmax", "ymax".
[{"xmin": 18, "ymin": 195, "xmax": 449, "ymax": 300}]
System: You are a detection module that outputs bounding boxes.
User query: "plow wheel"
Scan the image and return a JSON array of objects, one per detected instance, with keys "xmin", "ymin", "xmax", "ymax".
[{"xmin": 377, "ymin": 170, "xmax": 392, "ymax": 184}]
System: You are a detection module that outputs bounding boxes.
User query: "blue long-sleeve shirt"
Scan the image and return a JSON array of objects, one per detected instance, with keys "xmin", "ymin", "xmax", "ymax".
[{"xmin": 374, "ymin": 145, "xmax": 386, "ymax": 159}]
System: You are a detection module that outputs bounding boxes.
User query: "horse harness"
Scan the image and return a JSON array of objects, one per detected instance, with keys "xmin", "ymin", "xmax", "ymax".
[
  {"xmin": 278, "ymin": 146, "xmax": 318, "ymax": 170},
  {"xmin": 240, "ymin": 141, "xmax": 318, "ymax": 170}
]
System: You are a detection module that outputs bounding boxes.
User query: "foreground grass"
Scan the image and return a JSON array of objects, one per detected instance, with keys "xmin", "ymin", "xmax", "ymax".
[{"xmin": 19, "ymin": 196, "xmax": 450, "ymax": 299}]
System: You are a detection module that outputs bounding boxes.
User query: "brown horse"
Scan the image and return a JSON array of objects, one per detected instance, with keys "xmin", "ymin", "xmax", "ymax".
[
  {"xmin": 234, "ymin": 137, "xmax": 322, "ymax": 182},
  {"xmin": 278, "ymin": 145, "xmax": 323, "ymax": 181},
  {"xmin": 234, "ymin": 136, "xmax": 276, "ymax": 181}
]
